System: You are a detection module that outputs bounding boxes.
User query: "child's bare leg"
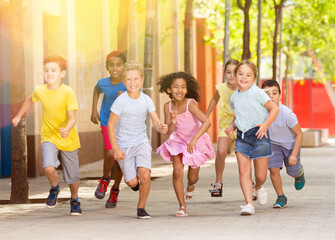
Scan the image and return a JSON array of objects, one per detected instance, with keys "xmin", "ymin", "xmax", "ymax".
[
  {"xmin": 214, "ymin": 137, "xmax": 232, "ymax": 184},
  {"xmin": 103, "ymin": 149, "xmax": 115, "ymax": 178},
  {"xmin": 236, "ymin": 152, "xmax": 253, "ymax": 205},
  {"xmin": 137, "ymin": 167, "xmax": 151, "ymax": 209},
  {"xmin": 269, "ymin": 167, "xmax": 284, "ymax": 196},
  {"xmin": 186, "ymin": 166, "xmax": 200, "ymax": 200},
  {"xmin": 253, "ymin": 157, "xmax": 269, "ymax": 190},
  {"xmin": 112, "ymin": 162, "xmax": 123, "ymax": 189},
  {"xmin": 69, "ymin": 181, "xmax": 80, "ymax": 199},
  {"xmin": 172, "ymin": 154, "xmax": 186, "ymax": 208},
  {"xmin": 44, "ymin": 166, "xmax": 58, "ymax": 187}
]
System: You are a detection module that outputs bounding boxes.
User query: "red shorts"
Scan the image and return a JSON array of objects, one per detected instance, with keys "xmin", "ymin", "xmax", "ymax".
[{"xmin": 101, "ymin": 126, "xmax": 112, "ymax": 151}]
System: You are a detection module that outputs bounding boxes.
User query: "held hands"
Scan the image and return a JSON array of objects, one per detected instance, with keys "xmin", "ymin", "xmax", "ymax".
[
  {"xmin": 255, "ymin": 123, "xmax": 269, "ymax": 139},
  {"xmin": 113, "ymin": 148, "xmax": 125, "ymax": 161},
  {"xmin": 90, "ymin": 111, "xmax": 100, "ymax": 124},
  {"xmin": 60, "ymin": 127, "xmax": 70, "ymax": 138},
  {"xmin": 288, "ymin": 155, "xmax": 298, "ymax": 166},
  {"xmin": 187, "ymin": 137, "xmax": 197, "ymax": 154},
  {"xmin": 12, "ymin": 116, "xmax": 22, "ymax": 127},
  {"xmin": 159, "ymin": 122, "xmax": 168, "ymax": 134},
  {"xmin": 225, "ymin": 125, "xmax": 235, "ymax": 138}
]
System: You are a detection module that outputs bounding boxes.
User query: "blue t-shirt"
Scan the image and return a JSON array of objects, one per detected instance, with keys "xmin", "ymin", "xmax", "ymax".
[
  {"xmin": 96, "ymin": 77, "xmax": 127, "ymax": 126},
  {"xmin": 110, "ymin": 91, "xmax": 156, "ymax": 148},
  {"xmin": 231, "ymin": 84, "xmax": 270, "ymax": 134},
  {"xmin": 268, "ymin": 103, "xmax": 298, "ymax": 150}
]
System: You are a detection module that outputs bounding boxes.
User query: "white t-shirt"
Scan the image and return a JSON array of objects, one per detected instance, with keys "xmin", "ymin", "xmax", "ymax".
[{"xmin": 110, "ymin": 91, "xmax": 156, "ymax": 148}]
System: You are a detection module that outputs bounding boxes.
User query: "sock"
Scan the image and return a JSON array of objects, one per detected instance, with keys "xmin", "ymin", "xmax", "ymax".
[
  {"xmin": 278, "ymin": 194, "xmax": 285, "ymax": 197},
  {"xmin": 71, "ymin": 197, "xmax": 79, "ymax": 202},
  {"xmin": 51, "ymin": 184, "xmax": 60, "ymax": 191},
  {"xmin": 102, "ymin": 176, "xmax": 110, "ymax": 181},
  {"xmin": 131, "ymin": 182, "xmax": 140, "ymax": 191},
  {"xmin": 112, "ymin": 185, "xmax": 119, "ymax": 191}
]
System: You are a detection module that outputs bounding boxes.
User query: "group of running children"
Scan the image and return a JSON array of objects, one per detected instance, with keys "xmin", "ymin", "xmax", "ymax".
[{"xmin": 12, "ymin": 51, "xmax": 306, "ymax": 219}]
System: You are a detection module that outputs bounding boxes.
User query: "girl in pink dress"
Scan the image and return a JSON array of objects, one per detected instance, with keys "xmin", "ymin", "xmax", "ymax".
[{"xmin": 157, "ymin": 72, "xmax": 215, "ymax": 217}]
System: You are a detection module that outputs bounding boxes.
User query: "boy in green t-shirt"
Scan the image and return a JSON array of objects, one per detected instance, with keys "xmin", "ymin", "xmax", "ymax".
[{"xmin": 12, "ymin": 55, "xmax": 82, "ymax": 216}]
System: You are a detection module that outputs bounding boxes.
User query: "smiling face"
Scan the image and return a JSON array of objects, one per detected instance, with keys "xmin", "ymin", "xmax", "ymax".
[
  {"xmin": 167, "ymin": 78, "xmax": 187, "ymax": 101},
  {"xmin": 44, "ymin": 62, "xmax": 65, "ymax": 87},
  {"xmin": 106, "ymin": 57, "xmax": 124, "ymax": 79},
  {"xmin": 263, "ymin": 85, "xmax": 281, "ymax": 106},
  {"xmin": 235, "ymin": 64, "xmax": 256, "ymax": 92},
  {"xmin": 225, "ymin": 64, "xmax": 237, "ymax": 86},
  {"xmin": 123, "ymin": 69, "xmax": 144, "ymax": 94}
]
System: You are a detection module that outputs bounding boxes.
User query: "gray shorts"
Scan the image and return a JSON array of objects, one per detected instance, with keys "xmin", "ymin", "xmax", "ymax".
[
  {"xmin": 118, "ymin": 142, "xmax": 152, "ymax": 182},
  {"xmin": 268, "ymin": 143, "xmax": 302, "ymax": 177},
  {"xmin": 41, "ymin": 141, "xmax": 80, "ymax": 184}
]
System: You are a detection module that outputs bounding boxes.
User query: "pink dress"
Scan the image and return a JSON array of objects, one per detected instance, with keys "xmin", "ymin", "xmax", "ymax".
[{"xmin": 157, "ymin": 99, "xmax": 215, "ymax": 168}]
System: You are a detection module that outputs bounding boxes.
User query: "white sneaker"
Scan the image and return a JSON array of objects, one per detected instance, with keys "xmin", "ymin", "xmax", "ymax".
[
  {"xmin": 256, "ymin": 186, "xmax": 267, "ymax": 206},
  {"xmin": 240, "ymin": 204, "xmax": 255, "ymax": 216}
]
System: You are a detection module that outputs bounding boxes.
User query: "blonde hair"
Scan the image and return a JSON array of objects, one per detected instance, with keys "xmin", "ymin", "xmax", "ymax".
[
  {"xmin": 122, "ymin": 61, "xmax": 144, "ymax": 78},
  {"xmin": 234, "ymin": 59, "xmax": 258, "ymax": 79}
]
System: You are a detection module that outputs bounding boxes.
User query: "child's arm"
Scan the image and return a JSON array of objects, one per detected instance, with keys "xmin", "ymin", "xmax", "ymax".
[
  {"xmin": 256, "ymin": 100, "xmax": 279, "ymax": 139},
  {"xmin": 60, "ymin": 110, "xmax": 77, "ymax": 138},
  {"xmin": 206, "ymin": 90, "xmax": 220, "ymax": 117},
  {"xmin": 188, "ymin": 101, "xmax": 211, "ymax": 154},
  {"xmin": 12, "ymin": 96, "xmax": 34, "ymax": 127},
  {"xmin": 288, "ymin": 123, "xmax": 303, "ymax": 166},
  {"xmin": 90, "ymin": 86, "xmax": 100, "ymax": 124},
  {"xmin": 163, "ymin": 102, "xmax": 177, "ymax": 135},
  {"xmin": 107, "ymin": 112, "xmax": 125, "ymax": 161},
  {"xmin": 225, "ymin": 117, "xmax": 236, "ymax": 138},
  {"xmin": 149, "ymin": 111, "xmax": 168, "ymax": 134}
]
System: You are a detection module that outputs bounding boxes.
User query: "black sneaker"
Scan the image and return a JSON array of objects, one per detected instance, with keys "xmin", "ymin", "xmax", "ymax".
[
  {"xmin": 70, "ymin": 200, "xmax": 82, "ymax": 216},
  {"xmin": 131, "ymin": 182, "xmax": 140, "ymax": 192},
  {"xmin": 105, "ymin": 187, "xmax": 120, "ymax": 208},
  {"xmin": 46, "ymin": 187, "xmax": 60, "ymax": 208},
  {"xmin": 137, "ymin": 208, "xmax": 151, "ymax": 219},
  {"xmin": 95, "ymin": 177, "xmax": 110, "ymax": 199}
]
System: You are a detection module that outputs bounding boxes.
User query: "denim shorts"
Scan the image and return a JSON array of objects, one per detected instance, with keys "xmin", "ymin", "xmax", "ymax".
[{"xmin": 235, "ymin": 127, "xmax": 273, "ymax": 160}]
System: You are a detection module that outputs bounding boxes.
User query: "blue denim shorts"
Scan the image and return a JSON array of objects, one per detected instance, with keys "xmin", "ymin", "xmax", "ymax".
[{"xmin": 235, "ymin": 127, "xmax": 273, "ymax": 160}]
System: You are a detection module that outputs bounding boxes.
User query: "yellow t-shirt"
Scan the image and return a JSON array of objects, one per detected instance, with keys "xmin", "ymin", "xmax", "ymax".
[
  {"xmin": 216, "ymin": 82, "xmax": 237, "ymax": 139},
  {"xmin": 32, "ymin": 84, "xmax": 80, "ymax": 151}
]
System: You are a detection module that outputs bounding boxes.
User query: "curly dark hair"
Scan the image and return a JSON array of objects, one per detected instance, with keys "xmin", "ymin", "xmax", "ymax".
[{"xmin": 157, "ymin": 71, "xmax": 200, "ymax": 102}]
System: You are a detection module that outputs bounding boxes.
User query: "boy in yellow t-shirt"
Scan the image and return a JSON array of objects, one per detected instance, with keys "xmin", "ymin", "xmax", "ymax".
[{"xmin": 12, "ymin": 55, "xmax": 82, "ymax": 216}]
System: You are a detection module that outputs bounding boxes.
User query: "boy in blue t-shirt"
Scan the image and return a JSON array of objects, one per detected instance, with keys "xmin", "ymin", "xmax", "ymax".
[
  {"xmin": 262, "ymin": 80, "xmax": 305, "ymax": 209},
  {"xmin": 90, "ymin": 51, "xmax": 127, "ymax": 208}
]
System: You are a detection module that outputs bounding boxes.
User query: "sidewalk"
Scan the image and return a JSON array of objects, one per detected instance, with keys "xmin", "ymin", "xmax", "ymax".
[{"xmin": 1, "ymin": 140, "xmax": 335, "ymax": 240}]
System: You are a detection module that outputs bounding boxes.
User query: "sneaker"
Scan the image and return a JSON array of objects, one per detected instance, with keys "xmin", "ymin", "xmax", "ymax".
[
  {"xmin": 273, "ymin": 195, "xmax": 287, "ymax": 208},
  {"xmin": 95, "ymin": 177, "xmax": 110, "ymax": 199},
  {"xmin": 105, "ymin": 187, "xmax": 120, "ymax": 208},
  {"xmin": 46, "ymin": 187, "xmax": 60, "ymax": 208},
  {"xmin": 295, "ymin": 166, "xmax": 305, "ymax": 190},
  {"xmin": 240, "ymin": 204, "xmax": 255, "ymax": 216},
  {"xmin": 256, "ymin": 186, "xmax": 267, "ymax": 206},
  {"xmin": 70, "ymin": 200, "xmax": 82, "ymax": 216},
  {"xmin": 137, "ymin": 208, "xmax": 151, "ymax": 219},
  {"xmin": 131, "ymin": 182, "xmax": 140, "ymax": 192}
]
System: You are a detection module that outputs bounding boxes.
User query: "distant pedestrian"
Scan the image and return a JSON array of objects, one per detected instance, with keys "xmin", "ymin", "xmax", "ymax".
[
  {"xmin": 225, "ymin": 60, "xmax": 279, "ymax": 215},
  {"xmin": 206, "ymin": 59, "xmax": 239, "ymax": 197},
  {"xmin": 90, "ymin": 51, "xmax": 127, "ymax": 208},
  {"xmin": 12, "ymin": 55, "xmax": 82, "ymax": 216},
  {"xmin": 107, "ymin": 62, "xmax": 168, "ymax": 219},
  {"xmin": 157, "ymin": 72, "xmax": 215, "ymax": 217},
  {"xmin": 262, "ymin": 80, "xmax": 305, "ymax": 208}
]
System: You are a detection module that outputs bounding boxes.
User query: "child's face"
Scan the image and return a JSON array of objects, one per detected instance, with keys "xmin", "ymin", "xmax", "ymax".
[
  {"xmin": 106, "ymin": 57, "xmax": 124, "ymax": 79},
  {"xmin": 123, "ymin": 70, "xmax": 143, "ymax": 93},
  {"xmin": 263, "ymin": 86, "xmax": 281, "ymax": 106},
  {"xmin": 168, "ymin": 78, "xmax": 187, "ymax": 101},
  {"xmin": 225, "ymin": 64, "xmax": 237, "ymax": 85},
  {"xmin": 235, "ymin": 65, "xmax": 256, "ymax": 92},
  {"xmin": 44, "ymin": 62, "xmax": 65, "ymax": 86}
]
